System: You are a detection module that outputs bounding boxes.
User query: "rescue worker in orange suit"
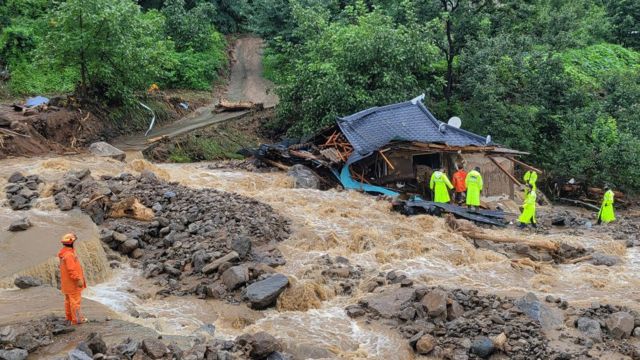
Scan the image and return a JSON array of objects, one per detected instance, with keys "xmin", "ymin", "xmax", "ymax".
[
  {"xmin": 58, "ymin": 233, "xmax": 87, "ymax": 324},
  {"xmin": 451, "ymin": 166, "xmax": 467, "ymax": 205}
]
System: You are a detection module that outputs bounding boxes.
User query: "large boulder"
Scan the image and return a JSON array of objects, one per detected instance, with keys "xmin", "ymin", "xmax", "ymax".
[
  {"xmin": 54, "ymin": 194, "xmax": 74, "ymax": 211},
  {"xmin": 576, "ymin": 317, "xmax": 602, "ymax": 342},
  {"xmin": 589, "ymin": 252, "xmax": 620, "ymax": 267},
  {"xmin": 244, "ymin": 274, "xmax": 289, "ymax": 309},
  {"xmin": 421, "ymin": 289, "xmax": 448, "ymax": 319},
  {"xmin": 605, "ymin": 312, "xmax": 635, "ymax": 339},
  {"xmin": 250, "ymin": 332, "xmax": 281, "ymax": 359},
  {"xmin": 231, "ymin": 236, "xmax": 252, "ymax": 259},
  {"xmin": 287, "ymin": 164, "xmax": 321, "ymax": 189},
  {"xmin": 364, "ymin": 287, "xmax": 415, "ymax": 318},
  {"xmin": 142, "ymin": 338, "xmax": 168, "ymax": 359},
  {"xmin": 514, "ymin": 292, "xmax": 562, "ymax": 329},
  {"xmin": 14, "ymin": 276, "xmax": 41, "ymax": 289},
  {"xmin": 7, "ymin": 172, "xmax": 25, "ymax": 183},
  {"xmin": 470, "ymin": 337, "xmax": 495, "ymax": 358},
  {"xmin": 222, "ymin": 266, "xmax": 249, "ymax": 290},
  {"xmin": 7, "ymin": 218, "xmax": 31, "ymax": 232},
  {"xmin": 89, "ymin": 142, "xmax": 126, "ymax": 161},
  {"xmin": 86, "ymin": 332, "xmax": 107, "ymax": 355}
]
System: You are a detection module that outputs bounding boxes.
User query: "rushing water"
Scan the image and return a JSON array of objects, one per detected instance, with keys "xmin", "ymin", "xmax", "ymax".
[{"xmin": 1, "ymin": 154, "xmax": 639, "ymax": 358}]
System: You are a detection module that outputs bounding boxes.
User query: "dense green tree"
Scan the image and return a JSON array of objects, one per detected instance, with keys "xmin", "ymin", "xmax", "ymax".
[
  {"xmin": 606, "ymin": 0, "xmax": 640, "ymax": 49},
  {"xmin": 276, "ymin": 12, "xmax": 440, "ymax": 135},
  {"xmin": 41, "ymin": 0, "xmax": 173, "ymax": 102}
]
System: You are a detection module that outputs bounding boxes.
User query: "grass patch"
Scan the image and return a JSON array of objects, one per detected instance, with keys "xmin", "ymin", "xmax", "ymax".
[{"xmin": 167, "ymin": 126, "xmax": 256, "ymax": 162}]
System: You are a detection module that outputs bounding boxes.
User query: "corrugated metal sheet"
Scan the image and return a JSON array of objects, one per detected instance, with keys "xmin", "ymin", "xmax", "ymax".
[{"xmin": 337, "ymin": 99, "xmax": 490, "ymax": 156}]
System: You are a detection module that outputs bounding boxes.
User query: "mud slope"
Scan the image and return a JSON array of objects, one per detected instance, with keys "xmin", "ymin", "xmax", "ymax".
[{"xmin": 114, "ymin": 36, "xmax": 278, "ymax": 151}]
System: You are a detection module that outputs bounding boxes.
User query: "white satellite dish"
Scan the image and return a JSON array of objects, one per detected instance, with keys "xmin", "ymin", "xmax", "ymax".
[
  {"xmin": 438, "ymin": 123, "xmax": 447, "ymax": 133},
  {"xmin": 485, "ymin": 135, "xmax": 492, "ymax": 145},
  {"xmin": 447, "ymin": 116, "xmax": 462, "ymax": 128}
]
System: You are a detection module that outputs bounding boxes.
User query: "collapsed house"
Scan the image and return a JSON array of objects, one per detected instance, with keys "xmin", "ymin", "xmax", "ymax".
[{"xmin": 255, "ymin": 95, "xmax": 535, "ymax": 204}]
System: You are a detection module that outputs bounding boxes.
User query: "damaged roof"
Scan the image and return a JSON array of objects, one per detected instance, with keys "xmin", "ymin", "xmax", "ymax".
[{"xmin": 337, "ymin": 97, "xmax": 491, "ymax": 156}]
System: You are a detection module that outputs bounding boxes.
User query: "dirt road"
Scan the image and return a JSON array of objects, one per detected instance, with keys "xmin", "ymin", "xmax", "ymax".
[{"xmin": 114, "ymin": 36, "xmax": 277, "ymax": 151}]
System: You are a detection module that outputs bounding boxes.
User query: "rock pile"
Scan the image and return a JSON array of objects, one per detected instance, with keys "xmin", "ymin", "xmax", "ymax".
[
  {"xmin": 63, "ymin": 330, "xmax": 287, "ymax": 360},
  {"xmin": 346, "ymin": 283, "xmax": 567, "ymax": 359},
  {"xmin": 0, "ymin": 315, "xmax": 74, "ymax": 358},
  {"xmin": 4, "ymin": 172, "xmax": 41, "ymax": 210},
  {"xmin": 51, "ymin": 169, "xmax": 291, "ymax": 306}
]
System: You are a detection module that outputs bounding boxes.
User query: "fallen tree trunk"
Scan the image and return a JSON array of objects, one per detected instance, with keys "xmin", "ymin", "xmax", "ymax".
[
  {"xmin": 214, "ymin": 99, "xmax": 263, "ymax": 113},
  {"xmin": 462, "ymin": 230, "xmax": 559, "ymax": 251},
  {"xmin": 557, "ymin": 197, "xmax": 600, "ymax": 212}
]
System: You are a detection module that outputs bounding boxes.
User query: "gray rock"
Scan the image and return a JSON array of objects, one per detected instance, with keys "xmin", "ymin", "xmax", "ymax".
[
  {"xmin": 222, "ymin": 266, "xmax": 249, "ymax": 290},
  {"xmin": 415, "ymin": 334, "xmax": 436, "ymax": 355},
  {"xmin": 399, "ymin": 306, "xmax": 416, "ymax": 321},
  {"xmin": 142, "ymin": 338, "xmax": 168, "ymax": 359},
  {"xmin": 114, "ymin": 338, "xmax": 139, "ymax": 357},
  {"xmin": 191, "ymin": 250, "xmax": 210, "ymax": 273},
  {"xmin": 202, "ymin": 251, "xmax": 239, "ymax": 274},
  {"xmin": 590, "ymin": 252, "xmax": 620, "ymax": 267},
  {"xmin": 633, "ymin": 327, "xmax": 640, "ymax": 337},
  {"xmin": 120, "ymin": 239, "xmax": 139, "ymax": 254},
  {"xmin": 605, "ymin": 312, "xmax": 634, "ymax": 339},
  {"xmin": 447, "ymin": 300, "xmax": 464, "ymax": 321},
  {"xmin": 7, "ymin": 172, "xmax": 25, "ymax": 183},
  {"xmin": 470, "ymin": 336, "xmax": 494, "ymax": 358},
  {"xmin": 75, "ymin": 342, "xmax": 93, "ymax": 357},
  {"xmin": 14, "ymin": 276, "xmax": 41, "ymax": 289},
  {"xmin": 244, "ymin": 274, "xmax": 289, "ymax": 309},
  {"xmin": 112, "ymin": 232, "xmax": 127, "ymax": 243},
  {"xmin": 408, "ymin": 330, "xmax": 425, "ymax": 349},
  {"xmin": 0, "ymin": 349, "xmax": 28, "ymax": 360},
  {"xmin": 250, "ymin": 332, "xmax": 281, "ymax": 359},
  {"xmin": 576, "ymin": 317, "xmax": 602, "ymax": 342},
  {"xmin": 204, "ymin": 284, "xmax": 226, "ymax": 299},
  {"xmin": 231, "ymin": 235, "xmax": 252, "ymax": 259},
  {"xmin": 4, "ymin": 184, "xmax": 21, "ymax": 194},
  {"xmin": 421, "ymin": 289, "xmax": 448, "ymax": 319},
  {"xmin": 0, "ymin": 326, "xmax": 17, "ymax": 344},
  {"xmin": 8, "ymin": 195, "xmax": 30, "ymax": 210},
  {"xmin": 345, "ymin": 305, "xmax": 365, "ymax": 318},
  {"xmin": 54, "ymin": 193, "xmax": 74, "ymax": 211},
  {"xmin": 86, "ymin": 332, "xmax": 107, "ymax": 355},
  {"xmin": 24, "ymin": 181, "xmax": 38, "ymax": 191},
  {"xmin": 89, "ymin": 142, "xmax": 126, "ymax": 161},
  {"xmin": 8, "ymin": 217, "xmax": 31, "ymax": 231},
  {"xmin": 287, "ymin": 164, "xmax": 320, "ymax": 189},
  {"xmin": 514, "ymin": 292, "xmax": 562, "ymax": 329},
  {"xmin": 365, "ymin": 287, "xmax": 415, "ymax": 318}
]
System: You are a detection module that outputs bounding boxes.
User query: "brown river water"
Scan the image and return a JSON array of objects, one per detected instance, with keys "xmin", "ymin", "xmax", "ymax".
[{"xmin": 1, "ymin": 154, "xmax": 639, "ymax": 359}]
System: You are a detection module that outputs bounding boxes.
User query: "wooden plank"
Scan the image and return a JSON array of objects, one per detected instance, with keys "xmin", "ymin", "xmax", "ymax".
[
  {"xmin": 504, "ymin": 156, "xmax": 543, "ymax": 174},
  {"xmin": 378, "ymin": 150, "xmax": 395, "ymax": 170},
  {"xmin": 262, "ymin": 158, "xmax": 290, "ymax": 171},
  {"xmin": 488, "ymin": 156, "xmax": 522, "ymax": 186}
]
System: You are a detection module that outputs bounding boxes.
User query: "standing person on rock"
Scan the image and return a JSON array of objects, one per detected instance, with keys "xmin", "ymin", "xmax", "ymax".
[
  {"xmin": 465, "ymin": 167, "xmax": 483, "ymax": 211},
  {"xmin": 58, "ymin": 233, "xmax": 88, "ymax": 325},
  {"xmin": 518, "ymin": 184, "xmax": 537, "ymax": 229},
  {"xmin": 429, "ymin": 168, "xmax": 453, "ymax": 203},
  {"xmin": 597, "ymin": 185, "xmax": 616, "ymax": 224}
]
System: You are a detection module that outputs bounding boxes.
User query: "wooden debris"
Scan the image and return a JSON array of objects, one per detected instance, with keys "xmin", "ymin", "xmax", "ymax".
[
  {"xmin": 214, "ymin": 99, "xmax": 263, "ymax": 113},
  {"xmin": 564, "ymin": 254, "xmax": 593, "ymax": 264},
  {"xmin": 463, "ymin": 230, "xmax": 559, "ymax": 251},
  {"xmin": 378, "ymin": 150, "xmax": 395, "ymax": 170},
  {"xmin": 262, "ymin": 158, "xmax": 290, "ymax": 171},
  {"xmin": 0, "ymin": 128, "xmax": 30, "ymax": 138},
  {"xmin": 511, "ymin": 258, "xmax": 548, "ymax": 272},
  {"xmin": 487, "ymin": 156, "xmax": 522, "ymax": 186}
]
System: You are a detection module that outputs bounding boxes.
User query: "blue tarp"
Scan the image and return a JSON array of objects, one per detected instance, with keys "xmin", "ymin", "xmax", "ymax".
[
  {"xmin": 337, "ymin": 165, "xmax": 399, "ymax": 197},
  {"xmin": 25, "ymin": 96, "xmax": 49, "ymax": 107}
]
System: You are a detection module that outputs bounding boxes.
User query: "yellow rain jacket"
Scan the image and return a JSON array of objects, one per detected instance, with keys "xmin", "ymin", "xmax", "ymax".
[
  {"xmin": 598, "ymin": 189, "xmax": 615, "ymax": 223},
  {"xmin": 518, "ymin": 190, "xmax": 537, "ymax": 224},
  {"xmin": 465, "ymin": 170, "xmax": 483, "ymax": 207},
  {"xmin": 429, "ymin": 171, "xmax": 453, "ymax": 203}
]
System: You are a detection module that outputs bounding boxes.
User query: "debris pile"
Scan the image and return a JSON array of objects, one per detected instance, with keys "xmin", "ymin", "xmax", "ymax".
[
  {"xmin": 50, "ymin": 169, "xmax": 291, "ymax": 306},
  {"xmin": 3, "ymin": 172, "xmax": 42, "ymax": 210}
]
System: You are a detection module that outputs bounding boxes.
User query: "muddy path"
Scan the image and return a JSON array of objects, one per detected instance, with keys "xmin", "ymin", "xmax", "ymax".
[{"xmin": 113, "ymin": 36, "xmax": 278, "ymax": 152}]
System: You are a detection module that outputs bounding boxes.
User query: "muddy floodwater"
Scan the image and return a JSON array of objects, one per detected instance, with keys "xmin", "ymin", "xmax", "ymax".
[{"xmin": 1, "ymin": 154, "xmax": 639, "ymax": 358}]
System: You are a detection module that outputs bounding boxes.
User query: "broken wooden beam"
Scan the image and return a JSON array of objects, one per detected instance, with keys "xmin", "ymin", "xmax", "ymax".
[
  {"xmin": 262, "ymin": 158, "xmax": 290, "ymax": 171},
  {"xmin": 504, "ymin": 156, "xmax": 543, "ymax": 174},
  {"xmin": 488, "ymin": 156, "xmax": 522, "ymax": 186},
  {"xmin": 378, "ymin": 150, "xmax": 395, "ymax": 170},
  {"xmin": 557, "ymin": 197, "xmax": 600, "ymax": 212}
]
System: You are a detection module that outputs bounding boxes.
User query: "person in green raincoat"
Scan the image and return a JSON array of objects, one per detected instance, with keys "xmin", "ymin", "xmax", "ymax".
[
  {"xmin": 597, "ymin": 185, "xmax": 616, "ymax": 224},
  {"xmin": 518, "ymin": 183, "xmax": 537, "ymax": 228},
  {"xmin": 429, "ymin": 168, "xmax": 453, "ymax": 203},
  {"xmin": 465, "ymin": 167, "xmax": 483, "ymax": 210}
]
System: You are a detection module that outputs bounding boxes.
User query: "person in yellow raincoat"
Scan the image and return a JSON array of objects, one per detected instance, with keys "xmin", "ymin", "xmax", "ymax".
[
  {"xmin": 523, "ymin": 170, "xmax": 538, "ymax": 195},
  {"xmin": 518, "ymin": 183, "xmax": 537, "ymax": 228},
  {"xmin": 465, "ymin": 167, "xmax": 483, "ymax": 211},
  {"xmin": 429, "ymin": 168, "xmax": 453, "ymax": 203},
  {"xmin": 597, "ymin": 185, "xmax": 615, "ymax": 224}
]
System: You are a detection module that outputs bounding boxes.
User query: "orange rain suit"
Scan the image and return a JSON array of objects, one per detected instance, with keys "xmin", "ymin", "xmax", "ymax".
[
  {"xmin": 452, "ymin": 169, "xmax": 468, "ymax": 193},
  {"xmin": 58, "ymin": 247, "xmax": 86, "ymax": 324}
]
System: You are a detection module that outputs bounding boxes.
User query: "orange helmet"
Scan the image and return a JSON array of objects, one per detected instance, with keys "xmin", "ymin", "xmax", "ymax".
[{"xmin": 61, "ymin": 233, "xmax": 77, "ymax": 245}]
